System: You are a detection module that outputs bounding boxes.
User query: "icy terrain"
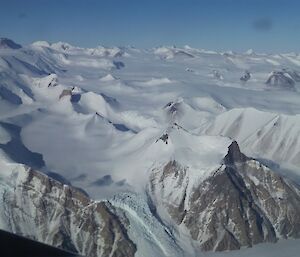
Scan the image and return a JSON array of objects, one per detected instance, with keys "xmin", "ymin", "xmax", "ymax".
[{"xmin": 1, "ymin": 38, "xmax": 300, "ymax": 256}]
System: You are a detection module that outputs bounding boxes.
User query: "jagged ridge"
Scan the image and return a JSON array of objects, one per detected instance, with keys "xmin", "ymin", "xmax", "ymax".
[
  {"xmin": 0, "ymin": 162, "xmax": 136, "ymax": 257},
  {"xmin": 148, "ymin": 141, "xmax": 300, "ymax": 251}
]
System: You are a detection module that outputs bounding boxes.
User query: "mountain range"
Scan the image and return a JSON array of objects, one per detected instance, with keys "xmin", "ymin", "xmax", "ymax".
[{"xmin": 0, "ymin": 38, "xmax": 300, "ymax": 257}]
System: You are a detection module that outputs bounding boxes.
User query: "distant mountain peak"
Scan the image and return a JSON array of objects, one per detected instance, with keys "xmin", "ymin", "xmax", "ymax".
[
  {"xmin": 245, "ymin": 48, "xmax": 255, "ymax": 55},
  {"xmin": 31, "ymin": 40, "xmax": 51, "ymax": 48},
  {"xmin": 224, "ymin": 140, "xmax": 248, "ymax": 165},
  {"xmin": 266, "ymin": 70, "xmax": 296, "ymax": 90},
  {"xmin": 0, "ymin": 38, "xmax": 22, "ymax": 49}
]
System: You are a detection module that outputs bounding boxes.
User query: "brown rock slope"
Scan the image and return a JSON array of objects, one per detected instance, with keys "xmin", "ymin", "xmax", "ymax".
[
  {"xmin": 0, "ymin": 165, "xmax": 136, "ymax": 257},
  {"xmin": 149, "ymin": 141, "xmax": 300, "ymax": 251}
]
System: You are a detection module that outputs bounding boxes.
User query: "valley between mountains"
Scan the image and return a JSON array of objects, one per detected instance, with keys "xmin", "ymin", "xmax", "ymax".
[{"xmin": 1, "ymin": 38, "xmax": 300, "ymax": 256}]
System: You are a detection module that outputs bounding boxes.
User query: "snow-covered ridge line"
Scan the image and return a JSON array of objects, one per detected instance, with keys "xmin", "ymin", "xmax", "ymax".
[
  {"xmin": 148, "ymin": 141, "xmax": 300, "ymax": 252},
  {"xmin": 4, "ymin": 38, "xmax": 300, "ymax": 57},
  {"xmin": 1, "ymin": 37, "xmax": 300, "ymax": 257}
]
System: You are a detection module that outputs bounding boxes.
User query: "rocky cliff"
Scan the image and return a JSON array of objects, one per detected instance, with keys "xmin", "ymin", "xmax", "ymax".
[
  {"xmin": 0, "ymin": 161, "xmax": 136, "ymax": 257},
  {"xmin": 148, "ymin": 141, "xmax": 300, "ymax": 251}
]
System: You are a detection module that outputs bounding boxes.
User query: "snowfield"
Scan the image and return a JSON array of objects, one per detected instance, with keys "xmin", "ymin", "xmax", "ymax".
[{"xmin": 1, "ymin": 39, "xmax": 300, "ymax": 256}]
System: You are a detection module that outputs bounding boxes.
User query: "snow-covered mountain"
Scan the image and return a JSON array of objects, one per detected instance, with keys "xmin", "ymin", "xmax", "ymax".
[
  {"xmin": 0, "ymin": 38, "xmax": 22, "ymax": 49},
  {"xmin": 148, "ymin": 141, "xmax": 300, "ymax": 251},
  {"xmin": 1, "ymin": 38, "xmax": 300, "ymax": 257},
  {"xmin": 0, "ymin": 154, "xmax": 136, "ymax": 257}
]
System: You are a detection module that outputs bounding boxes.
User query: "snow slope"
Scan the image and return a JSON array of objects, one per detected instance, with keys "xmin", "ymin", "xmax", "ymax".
[{"xmin": 1, "ymin": 38, "xmax": 300, "ymax": 256}]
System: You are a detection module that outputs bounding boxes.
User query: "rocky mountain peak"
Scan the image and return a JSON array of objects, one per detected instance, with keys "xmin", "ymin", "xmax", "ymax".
[
  {"xmin": 0, "ymin": 163, "xmax": 136, "ymax": 257},
  {"xmin": 240, "ymin": 70, "xmax": 251, "ymax": 82},
  {"xmin": 156, "ymin": 133, "xmax": 169, "ymax": 144},
  {"xmin": 224, "ymin": 140, "xmax": 248, "ymax": 165},
  {"xmin": 148, "ymin": 139, "xmax": 300, "ymax": 252},
  {"xmin": 266, "ymin": 71, "xmax": 296, "ymax": 90}
]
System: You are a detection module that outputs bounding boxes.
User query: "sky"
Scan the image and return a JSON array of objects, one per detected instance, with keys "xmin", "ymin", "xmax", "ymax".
[{"xmin": 1, "ymin": 0, "xmax": 300, "ymax": 53}]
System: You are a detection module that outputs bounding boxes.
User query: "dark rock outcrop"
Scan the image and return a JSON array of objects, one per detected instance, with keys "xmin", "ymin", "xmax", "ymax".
[
  {"xmin": 156, "ymin": 133, "xmax": 169, "ymax": 144},
  {"xmin": 0, "ymin": 165, "xmax": 136, "ymax": 257},
  {"xmin": 47, "ymin": 75, "xmax": 58, "ymax": 87},
  {"xmin": 240, "ymin": 71, "xmax": 251, "ymax": 82},
  {"xmin": 149, "ymin": 141, "xmax": 300, "ymax": 252},
  {"xmin": 282, "ymin": 69, "xmax": 300, "ymax": 82},
  {"xmin": 266, "ymin": 71, "xmax": 296, "ymax": 90},
  {"xmin": 163, "ymin": 100, "xmax": 184, "ymax": 122},
  {"xmin": 224, "ymin": 140, "xmax": 248, "ymax": 164}
]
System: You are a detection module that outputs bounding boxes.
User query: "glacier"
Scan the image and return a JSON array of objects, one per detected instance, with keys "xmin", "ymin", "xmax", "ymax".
[{"xmin": 0, "ymin": 38, "xmax": 300, "ymax": 256}]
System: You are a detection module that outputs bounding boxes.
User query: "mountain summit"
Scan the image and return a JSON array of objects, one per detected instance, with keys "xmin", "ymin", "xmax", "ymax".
[
  {"xmin": 0, "ymin": 38, "xmax": 300, "ymax": 257},
  {"xmin": 0, "ymin": 38, "xmax": 22, "ymax": 49}
]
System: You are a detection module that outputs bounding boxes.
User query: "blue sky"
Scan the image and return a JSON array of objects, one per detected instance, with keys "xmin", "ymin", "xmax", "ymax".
[{"xmin": 1, "ymin": 0, "xmax": 300, "ymax": 52}]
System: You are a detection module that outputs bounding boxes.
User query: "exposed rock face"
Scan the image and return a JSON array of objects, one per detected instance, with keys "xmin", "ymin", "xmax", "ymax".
[
  {"xmin": 149, "ymin": 160, "xmax": 188, "ymax": 225},
  {"xmin": 163, "ymin": 100, "xmax": 185, "ymax": 123},
  {"xmin": 156, "ymin": 133, "xmax": 169, "ymax": 144},
  {"xmin": 148, "ymin": 141, "xmax": 300, "ymax": 252},
  {"xmin": 240, "ymin": 71, "xmax": 251, "ymax": 82},
  {"xmin": 282, "ymin": 69, "xmax": 300, "ymax": 82},
  {"xmin": 0, "ymin": 164, "xmax": 136, "ymax": 257},
  {"xmin": 164, "ymin": 101, "xmax": 183, "ymax": 117},
  {"xmin": 266, "ymin": 71, "xmax": 296, "ymax": 90},
  {"xmin": 224, "ymin": 140, "xmax": 248, "ymax": 164},
  {"xmin": 47, "ymin": 76, "xmax": 58, "ymax": 87}
]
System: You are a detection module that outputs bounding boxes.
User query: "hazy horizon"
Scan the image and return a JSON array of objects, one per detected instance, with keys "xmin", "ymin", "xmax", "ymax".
[{"xmin": 1, "ymin": 0, "xmax": 300, "ymax": 53}]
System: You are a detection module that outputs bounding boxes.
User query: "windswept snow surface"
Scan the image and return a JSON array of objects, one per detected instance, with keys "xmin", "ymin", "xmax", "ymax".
[{"xmin": 1, "ymin": 41, "xmax": 300, "ymax": 256}]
